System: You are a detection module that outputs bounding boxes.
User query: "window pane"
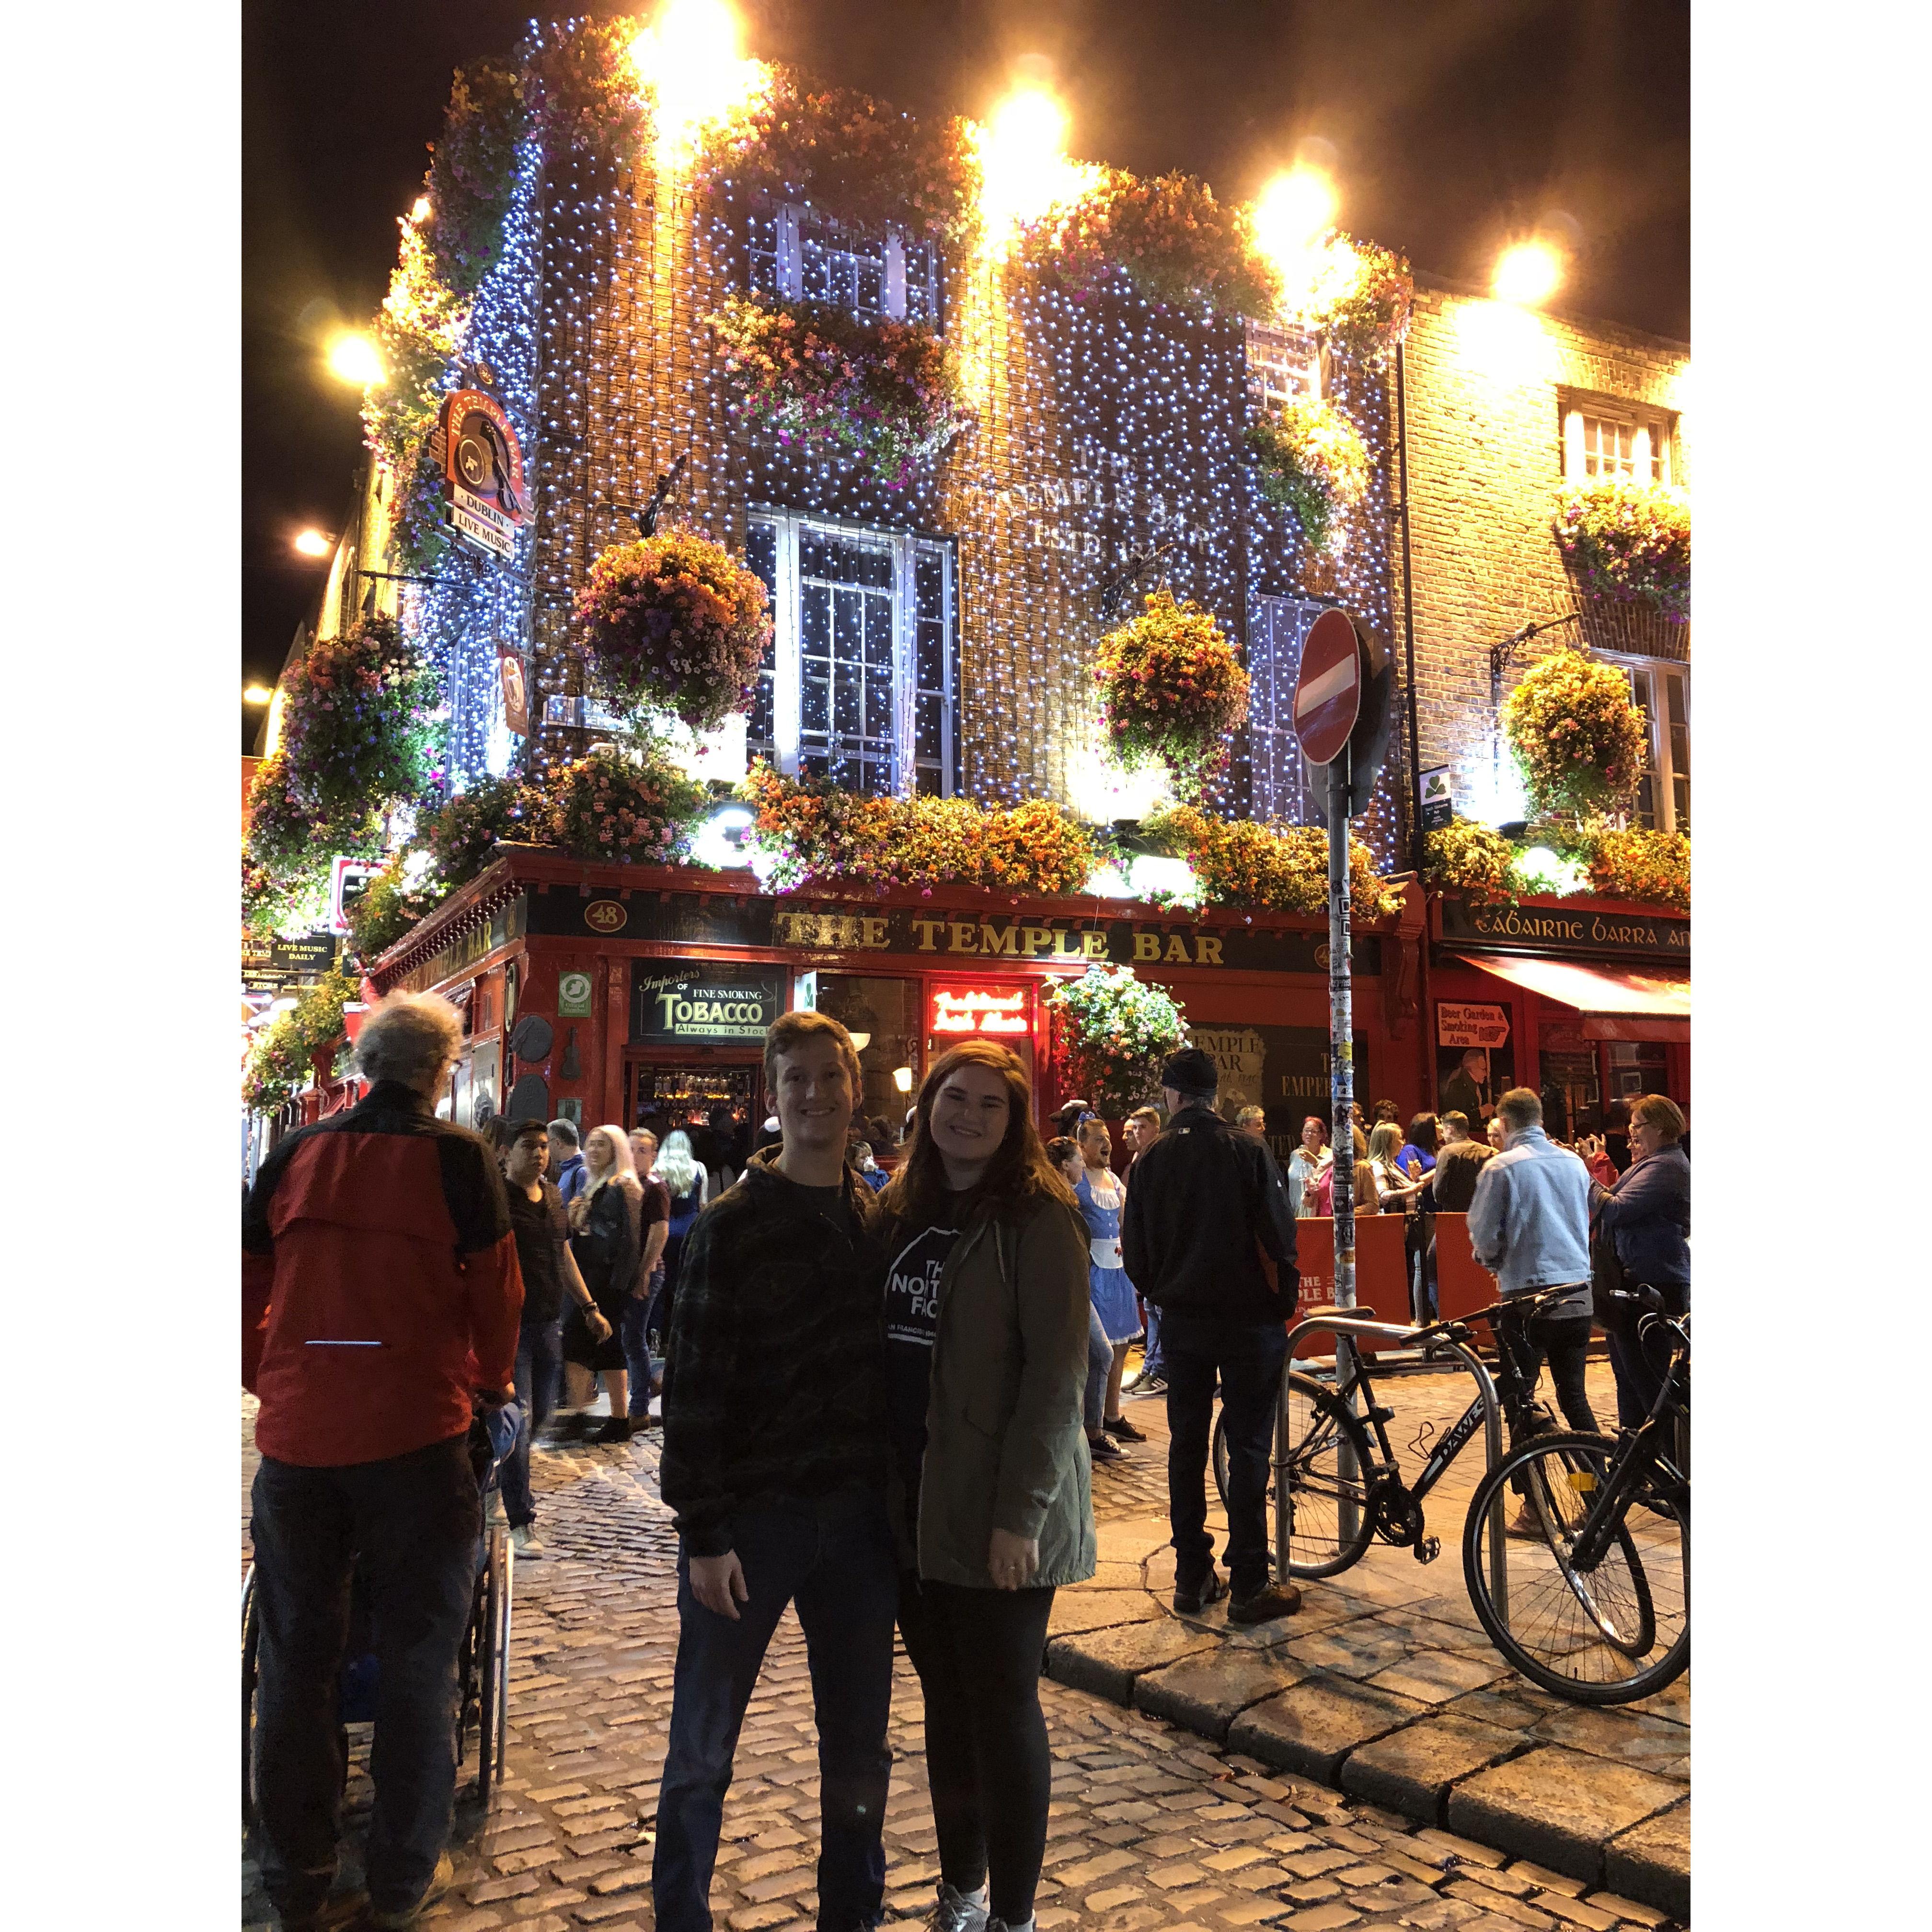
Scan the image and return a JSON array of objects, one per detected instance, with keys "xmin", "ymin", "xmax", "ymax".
[
  {"xmin": 748, "ymin": 210, "xmax": 782, "ymax": 298},
  {"xmin": 916, "ymin": 691, "xmax": 942, "ymax": 761},
  {"xmin": 856, "ymin": 256, "xmax": 884, "ymax": 315},
  {"xmin": 864, "ymin": 598, "xmax": 894, "ymax": 669},
  {"xmin": 903, "ymin": 240, "xmax": 937, "ymax": 325},
  {"xmin": 1622, "ymin": 667, "xmax": 1657, "ymax": 830},
  {"xmin": 864, "ymin": 675, "xmax": 895, "ymax": 739},
  {"xmin": 800, "ymin": 232, "xmax": 830, "ymax": 302},
  {"xmin": 802, "ymin": 667, "xmax": 829, "ymax": 734}
]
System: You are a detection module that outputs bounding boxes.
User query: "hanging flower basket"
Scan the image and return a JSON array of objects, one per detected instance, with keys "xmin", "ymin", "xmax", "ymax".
[
  {"xmin": 575, "ymin": 532, "xmax": 773, "ymax": 734},
  {"xmin": 276, "ymin": 616, "xmax": 444, "ymax": 823},
  {"xmin": 1094, "ymin": 589, "xmax": 1251, "ymax": 801},
  {"xmin": 1244, "ymin": 396, "xmax": 1372, "ymax": 553},
  {"xmin": 1502, "ymin": 648, "xmax": 1649, "ymax": 823},
  {"xmin": 1553, "ymin": 479, "xmax": 1691, "ymax": 623},
  {"xmin": 709, "ymin": 294, "xmax": 967, "ymax": 489},
  {"xmin": 1046, "ymin": 965, "xmax": 1190, "ymax": 1119}
]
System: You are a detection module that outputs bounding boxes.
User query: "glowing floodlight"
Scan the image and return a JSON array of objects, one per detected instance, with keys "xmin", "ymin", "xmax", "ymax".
[
  {"xmin": 630, "ymin": 0, "xmax": 764, "ymax": 166},
  {"xmin": 975, "ymin": 86, "xmax": 1089, "ymax": 244},
  {"xmin": 326, "ymin": 332, "xmax": 384, "ymax": 387},
  {"xmin": 1254, "ymin": 168, "xmax": 1337, "ymax": 268},
  {"xmin": 1494, "ymin": 241, "xmax": 1562, "ymax": 306}
]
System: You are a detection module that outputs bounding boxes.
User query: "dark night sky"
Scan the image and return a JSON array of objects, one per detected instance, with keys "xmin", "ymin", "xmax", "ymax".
[{"xmin": 242, "ymin": 0, "xmax": 1688, "ymax": 741}]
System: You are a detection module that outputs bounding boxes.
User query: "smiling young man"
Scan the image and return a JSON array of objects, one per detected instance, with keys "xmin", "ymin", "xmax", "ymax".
[{"xmin": 654, "ymin": 1011, "xmax": 896, "ymax": 1932}]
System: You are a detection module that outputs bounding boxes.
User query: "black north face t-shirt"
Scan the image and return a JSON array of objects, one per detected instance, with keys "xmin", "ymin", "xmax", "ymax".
[{"xmin": 882, "ymin": 1209, "xmax": 966, "ymax": 1502}]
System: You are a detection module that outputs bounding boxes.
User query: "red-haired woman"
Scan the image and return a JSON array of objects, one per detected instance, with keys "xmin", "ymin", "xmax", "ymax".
[{"xmin": 879, "ymin": 1041, "xmax": 1095, "ymax": 1932}]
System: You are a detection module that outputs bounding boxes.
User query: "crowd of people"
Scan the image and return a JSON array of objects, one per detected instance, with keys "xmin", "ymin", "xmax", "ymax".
[{"xmin": 241, "ymin": 990, "xmax": 1689, "ymax": 1932}]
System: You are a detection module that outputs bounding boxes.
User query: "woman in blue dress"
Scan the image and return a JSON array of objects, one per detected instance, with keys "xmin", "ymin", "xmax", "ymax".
[{"xmin": 1074, "ymin": 1117, "xmax": 1146, "ymax": 1449}]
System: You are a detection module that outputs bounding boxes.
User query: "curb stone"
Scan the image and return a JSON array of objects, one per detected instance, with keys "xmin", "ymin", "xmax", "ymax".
[
  {"xmin": 1131, "ymin": 1645, "xmax": 1309, "ymax": 1739},
  {"xmin": 1043, "ymin": 1615, "xmax": 1689, "ymax": 1918},
  {"xmin": 1339, "ymin": 1713, "xmax": 1530, "ymax": 1819},
  {"xmin": 1446, "ymin": 1746, "xmax": 1686, "ymax": 1891},
  {"xmin": 1604, "ymin": 1800, "xmax": 1690, "ymax": 1921},
  {"xmin": 1225, "ymin": 1673, "xmax": 1430, "ymax": 1783}
]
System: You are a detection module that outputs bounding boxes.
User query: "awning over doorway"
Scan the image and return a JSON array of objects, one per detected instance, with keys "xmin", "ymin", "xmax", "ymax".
[{"xmin": 1448, "ymin": 952, "xmax": 1690, "ymax": 1044}]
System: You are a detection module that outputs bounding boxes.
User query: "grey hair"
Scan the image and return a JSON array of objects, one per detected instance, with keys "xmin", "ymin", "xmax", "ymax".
[
  {"xmin": 1496, "ymin": 1087, "xmax": 1543, "ymax": 1132},
  {"xmin": 356, "ymin": 992, "xmax": 463, "ymax": 1087}
]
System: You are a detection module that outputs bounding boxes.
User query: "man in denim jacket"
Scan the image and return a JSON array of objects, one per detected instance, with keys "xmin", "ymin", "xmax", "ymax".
[{"xmin": 1466, "ymin": 1090, "xmax": 1600, "ymax": 1489}]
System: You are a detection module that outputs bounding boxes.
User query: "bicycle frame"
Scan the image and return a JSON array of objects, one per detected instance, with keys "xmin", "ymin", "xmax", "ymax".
[
  {"xmin": 1276, "ymin": 1314, "xmax": 1511, "ymax": 1620},
  {"xmin": 1322, "ymin": 1314, "xmax": 1545, "ymax": 1514}
]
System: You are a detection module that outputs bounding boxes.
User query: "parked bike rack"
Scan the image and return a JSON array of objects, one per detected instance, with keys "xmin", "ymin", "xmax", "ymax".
[{"xmin": 1274, "ymin": 1314, "xmax": 1510, "ymax": 1622}]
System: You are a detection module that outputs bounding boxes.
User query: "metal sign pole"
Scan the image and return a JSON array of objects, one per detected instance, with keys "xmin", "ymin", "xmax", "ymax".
[
  {"xmin": 1328, "ymin": 748, "xmax": 1356, "ymax": 1309},
  {"xmin": 1328, "ymin": 749, "xmax": 1362, "ymax": 1547}
]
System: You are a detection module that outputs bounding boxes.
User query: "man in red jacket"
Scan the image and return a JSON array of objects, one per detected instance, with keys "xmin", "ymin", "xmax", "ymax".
[{"xmin": 243, "ymin": 992, "xmax": 522, "ymax": 1931}]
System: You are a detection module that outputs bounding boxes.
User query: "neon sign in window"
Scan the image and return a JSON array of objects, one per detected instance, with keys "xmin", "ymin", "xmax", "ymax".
[{"xmin": 931, "ymin": 987, "xmax": 1031, "ymax": 1036}]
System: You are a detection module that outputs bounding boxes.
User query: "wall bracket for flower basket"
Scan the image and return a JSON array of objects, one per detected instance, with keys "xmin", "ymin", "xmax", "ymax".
[
  {"xmin": 1488, "ymin": 610, "xmax": 1581, "ymax": 708},
  {"xmin": 1095, "ymin": 540, "xmax": 1175, "ymax": 619}
]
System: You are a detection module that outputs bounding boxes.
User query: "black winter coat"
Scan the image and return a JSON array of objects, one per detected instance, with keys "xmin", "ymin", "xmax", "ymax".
[{"xmin": 1121, "ymin": 1104, "xmax": 1299, "ymax": 1323}]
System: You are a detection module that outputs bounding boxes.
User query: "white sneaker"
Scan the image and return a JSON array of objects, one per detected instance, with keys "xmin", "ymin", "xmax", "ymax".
[{"xmin": 510, "ymin": 1524, "xmax": 544, "ymax": 1559}]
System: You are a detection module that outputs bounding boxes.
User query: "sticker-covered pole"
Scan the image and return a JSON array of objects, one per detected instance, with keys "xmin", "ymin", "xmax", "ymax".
[{"xmin": 1328, "ymin": 748, "xmax": 1355, "ymax": 1309}]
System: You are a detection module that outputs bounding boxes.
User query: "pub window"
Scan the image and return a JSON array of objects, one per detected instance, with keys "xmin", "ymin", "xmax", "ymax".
[
  {"xmin": 744, "ymin": 511, "xmax": 960, "ymax": 798},
  {"xmin": 1562, "ymin": 398, "xmax": 1674, "ymax": 486},
  {"xmin": 1246, "ymin": 594, "xmax": 1330, "ymax": 823},
  {"xmin": 1602, "ymin": 654, "xmax": 1690, "ymax": 834},
  {"xmin": 1243, "ymin": 322, "xmax": 1322, "ymax": 411},
  {"xmin": 748, "ymin": 204, "xmax": 940, "ymax": 329}
]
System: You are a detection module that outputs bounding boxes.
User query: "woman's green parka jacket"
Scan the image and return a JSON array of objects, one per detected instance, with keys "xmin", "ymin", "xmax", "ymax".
[{"xmin": 889, "ymin": 1189, "xmax": 1098, "ymax": 1590}]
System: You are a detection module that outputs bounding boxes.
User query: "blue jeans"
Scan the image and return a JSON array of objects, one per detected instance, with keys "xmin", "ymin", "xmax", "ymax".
[
  {"xmin": 622, "ymin": 1291, "xmax": 656, "ymax": 1416},
  {"xmin": 1162, "ymin": 1311, "xmax": 1289, "ymax": 1598},
  {"xmin": 249, "ymin": 1434, "xmax": 479, "ymax": 1919},
  {"xmin": 1083, "ymin": 1302, "xmax": 1111, "ymax": 1433},
  {"xmin": 502, "ymin": 1316, "xmax": 564, "ymax": 1529},
  {"xmin": 653, "ymin": 1489, "xmax": 897, "ymax": 1932},
  {"xmin": 1141, "ymin": 1301, "xmax": 1166, "ymax": 1380}
]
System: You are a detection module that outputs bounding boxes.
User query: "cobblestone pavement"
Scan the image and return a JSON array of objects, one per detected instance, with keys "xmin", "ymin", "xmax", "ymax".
[{"xmin": 241, "ymin": 1357, "xmax": 1685, "ymax": 1932}]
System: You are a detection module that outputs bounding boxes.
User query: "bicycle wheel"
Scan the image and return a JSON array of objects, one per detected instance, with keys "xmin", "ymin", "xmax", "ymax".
[
  {"xmin": 241, "ymin": 1567, "xmax": 259, "ymax": 1829},
  {"xmin": 1273, "ymin": 1371, "xmax": 1377, "ymax": 1579},
  {"xmin": 1464, "ymin": 1431, "xmax": 1689, "ymax": 1705},
  {"xmin": 476, "ymin": 1525, "xmax": 511, "ymax": 1804}
]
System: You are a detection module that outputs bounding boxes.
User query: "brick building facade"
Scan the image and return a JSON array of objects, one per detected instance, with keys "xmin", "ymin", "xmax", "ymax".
[
  {"xmin": 1395, "ymin": 276, "xmax": 1692, "ymax": 1136},
  {"xmin": 1398, "ymin": 273, "xmax": 1691, "ymax": 836}
]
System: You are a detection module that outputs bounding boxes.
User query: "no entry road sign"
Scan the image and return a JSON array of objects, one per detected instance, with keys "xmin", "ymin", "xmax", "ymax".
[{"xmin": 1293, "ymin": 608, "xmax": 1363, "ymax": 767}]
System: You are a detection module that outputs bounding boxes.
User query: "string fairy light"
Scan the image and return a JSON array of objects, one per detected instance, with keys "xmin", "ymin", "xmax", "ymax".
[{"xmin": 382, "ymin": 18, "xmax": 1407, "ymax": 872}]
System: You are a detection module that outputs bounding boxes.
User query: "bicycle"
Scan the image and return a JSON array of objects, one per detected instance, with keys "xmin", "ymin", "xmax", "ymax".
[
  {"xmin": 1462, "ymin": 1285, "xmax": 1689, "ymax": 1705},
  {"xmin": 1211, "ymin": 1282, "xmax": 1581, "ymax": 1577}
]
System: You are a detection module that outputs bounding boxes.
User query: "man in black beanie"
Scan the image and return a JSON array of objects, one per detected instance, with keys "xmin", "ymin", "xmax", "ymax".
[{"xmin": 1122, "ymin": 1046, "xmax": 1302, "ymax": 1624}]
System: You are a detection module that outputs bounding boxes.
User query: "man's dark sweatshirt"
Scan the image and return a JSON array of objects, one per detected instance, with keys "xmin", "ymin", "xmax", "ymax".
[
  {"xmin": 659, "ymin": 1149, "xmax": 888, "ymax": 1556},
  {"xmin": 1121, "ymin": 1103, "xmax": 1299, "ymax": 1323}
]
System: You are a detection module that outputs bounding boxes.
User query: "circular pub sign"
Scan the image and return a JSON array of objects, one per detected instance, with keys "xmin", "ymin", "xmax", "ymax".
[{"xmin": 585, "ymin": 900, "xmax": 628, "ymax": 934}]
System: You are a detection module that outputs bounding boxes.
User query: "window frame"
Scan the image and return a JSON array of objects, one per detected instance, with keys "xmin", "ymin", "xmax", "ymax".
[
  {"xmin": 1243, "ymin": 321, "xmax": 1324, "ymax": 412},
  {"xmin": 745, "ymin": 508, "xmax": 960, "ymax": 799},
  {"xmin": 1598, "ymin": 651, "xmax": 1690, "ymax": 834},
  {"xmin": 748, "ymin": 202, "xmax": 941, "ymax": 331},
  {"xmin": 1561, "ymin": 393, "xmax": 1676, "ymax": 487}
]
